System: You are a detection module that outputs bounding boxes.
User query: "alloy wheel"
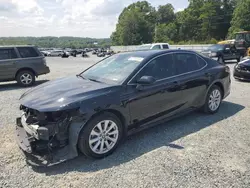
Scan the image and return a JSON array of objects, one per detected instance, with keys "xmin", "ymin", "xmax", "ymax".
[
  {"xmin": 208, "ymin": 89, "xmax": 221, "ymax": 111},
  {"xmin": 20, "ymin": 73, "xmax": 32, "ymax": 85},
  {"xmin": 89, "ymin": 120, "xmax": 119, "ymax": 154}
]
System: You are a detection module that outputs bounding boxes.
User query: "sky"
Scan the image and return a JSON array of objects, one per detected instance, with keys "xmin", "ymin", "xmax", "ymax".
[{"xmin": 0, "ymin": 0, "xmax": 189, "ymax": 38}]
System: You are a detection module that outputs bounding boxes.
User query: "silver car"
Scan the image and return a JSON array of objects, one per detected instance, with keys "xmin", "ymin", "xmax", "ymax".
[{"xmin": 0, "ymin": 45, "xmax": 50, "ymax": 87}]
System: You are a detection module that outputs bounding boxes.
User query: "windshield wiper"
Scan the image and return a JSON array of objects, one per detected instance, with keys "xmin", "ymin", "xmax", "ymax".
[
  {"xmin": 88, "ymin": 78, "xmax": 102, "ymax": 83},
  {"xmin": 76, "ymin": 74, "xmax": 103, "ymax": 83},
  {"xmin": 76, "ymin": 74, "xmax": 88, "ymax": 80}
]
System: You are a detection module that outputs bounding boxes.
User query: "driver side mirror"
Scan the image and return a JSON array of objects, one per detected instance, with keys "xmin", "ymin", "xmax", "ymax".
[{"xmin": 137, "ymin": 75, "xmax": 156, "ymax": 85}]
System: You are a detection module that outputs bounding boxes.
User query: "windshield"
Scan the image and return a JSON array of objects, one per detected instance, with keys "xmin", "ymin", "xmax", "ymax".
[
  {"xmin": 235, "ymin": 33, "xmax": 244, "ymax": 41},
  {"xmin": 80, "ymin": 53, "xmax": 144, "ymax": 84},
  {"xmin": 137, "ymin": 44, "xmax": 152, "ymax": 50},
  {"xmin": 207, "ymin": 44, "xmax": 224, "ymax": 51}
]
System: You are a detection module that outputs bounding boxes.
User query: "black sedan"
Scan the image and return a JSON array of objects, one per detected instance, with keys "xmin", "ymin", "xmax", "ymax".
[
  {"xmin": 16, "ymin": 50, "xmax": 231, "ymax": 166},
  {"xmin": 234, "ymin": 58, "xmax": 250, "ymax": 81}
]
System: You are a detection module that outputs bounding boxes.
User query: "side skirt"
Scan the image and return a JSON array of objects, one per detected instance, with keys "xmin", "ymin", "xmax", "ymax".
[{"xmin": 127, "ymin": 107, "xmax": 197, "ymax": 136}]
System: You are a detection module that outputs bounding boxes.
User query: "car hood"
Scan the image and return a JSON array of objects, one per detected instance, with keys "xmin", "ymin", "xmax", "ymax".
[{"xmin": 20, "ymin": 76, "xmax": 116, "ymax": 112}]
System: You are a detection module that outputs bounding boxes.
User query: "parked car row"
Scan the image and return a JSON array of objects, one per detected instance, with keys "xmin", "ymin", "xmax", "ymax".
[
  {"xmin": 40, "ymin": 48, "xmax": 95, "ymax": 58},
  {"xmin": 93, "ymin": 48, "xmax": 115, "ymax": 57}
]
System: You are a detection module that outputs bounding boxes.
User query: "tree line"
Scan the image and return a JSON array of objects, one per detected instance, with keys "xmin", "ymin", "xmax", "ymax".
[
  {"xmin": 0, "ymin": 37, "xmax": 111, "ymax": 49},
  {"xmin": 111, "ymin": 0, "xmax": 250, "ymax": 45}
]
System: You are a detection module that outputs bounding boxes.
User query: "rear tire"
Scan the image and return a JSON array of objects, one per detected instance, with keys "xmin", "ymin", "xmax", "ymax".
[
  {"xmin": 16, "ymin": 70, "xmax": 35, "ymax": 87},
  {"xmin": 202, "ymin": 85, "xmax": 222, "ymax": 114},
  {"xmin": 78, "ymin": 112, "xmax": 124, "ymax": 159}
]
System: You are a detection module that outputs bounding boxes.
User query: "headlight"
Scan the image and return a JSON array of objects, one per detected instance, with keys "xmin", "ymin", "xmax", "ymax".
[{"xmin": 210, "ymin": 53, "xmax": 217, "ymax": 57}]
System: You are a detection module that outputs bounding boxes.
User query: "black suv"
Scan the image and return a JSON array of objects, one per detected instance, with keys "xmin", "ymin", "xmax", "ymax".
[
  {"xmin": 201, "ymin": 44, "xmax": 242, "ymax": 63},
  {"xmin": 0, "ymin": 45, "xmax": 50, "ymax": 87}
]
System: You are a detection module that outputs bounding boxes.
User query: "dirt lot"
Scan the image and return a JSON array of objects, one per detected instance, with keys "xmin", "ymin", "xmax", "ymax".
[{"xmin": 0, "ymin": 55, "xmax": 250, "ymax": 188}]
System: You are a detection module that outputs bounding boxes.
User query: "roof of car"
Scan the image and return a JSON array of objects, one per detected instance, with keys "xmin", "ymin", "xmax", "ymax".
[
  {"xmin": 119, "ymin": 49, "xmax": 196, "ymax": 58},
  {"xmin": 141, "ymin": 43, "xmax": 169, "ymax": 46}
]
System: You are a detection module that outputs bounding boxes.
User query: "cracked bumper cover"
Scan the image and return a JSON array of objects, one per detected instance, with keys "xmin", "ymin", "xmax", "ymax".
[{"xmin": 15, "ymin": 117, "xmax": 87, "ymax": 166}]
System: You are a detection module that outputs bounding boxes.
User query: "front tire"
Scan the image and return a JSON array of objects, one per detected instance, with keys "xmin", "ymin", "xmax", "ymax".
[
  {"xmin": 78, "ymin": 112, "xmax": 124, "ymax": 159},
  {"xmin": 203, "ymin": 85, "xmax": 222, "ymax": 114},
  {"xmin": 16, "ymin": 70, "xmax": 35, "ymax": 87}
]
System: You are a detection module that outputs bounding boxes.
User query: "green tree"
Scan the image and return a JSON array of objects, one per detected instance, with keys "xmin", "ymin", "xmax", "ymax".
[
  {"xmin": 157, "ymin": 4, "xmax": 175, "ymax": 24},
  {"xmin": 228, "ymin": 0, "xmax": 250, "ymax": 37},
  {"xmin": 154, "ymin": 23, "xmax": 178, "ymax": 43},
  {"xmin": 111, "ymin": 1, "xmax": 156, "ymax": 45}
]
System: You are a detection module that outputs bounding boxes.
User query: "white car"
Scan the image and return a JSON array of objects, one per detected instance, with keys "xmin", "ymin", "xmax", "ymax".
[
  {"xmin": 138, "ymin": 43, "xmax": 170, "ymax": 50},
  {"xmin": 48, "ymin": 50, "xmax": 64, "ymax": 56}
]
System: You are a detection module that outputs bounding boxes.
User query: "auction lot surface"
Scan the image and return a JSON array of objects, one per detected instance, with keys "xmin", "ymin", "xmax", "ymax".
[{"xmin": 0, "ymin": 55, "xmax": 250, "ymax": 188}]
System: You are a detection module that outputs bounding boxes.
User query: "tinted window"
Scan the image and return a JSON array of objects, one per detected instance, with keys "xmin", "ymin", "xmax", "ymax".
[
  {"xmin": 17, "ymin": 47, "xmax": 39, "ymax": 58},
  {"xmin": 162, "ymin": 45, "xmax": 169, "ymax": 49},
  {"xmin": 136, "ymin": 54, "xmax": 175, "ymax": 81},
  {"xmin": 174, "ymin": 53, "xmax": 201, "ymax": 74},
  {"xmin": 152, "ymin": 45, "xmax": 161, "ymax": 50},
  {"xmin": 246, "ymin": 33, "xmax": 250, "ymax": 42},
  {"xmin": 0, "ymin": 49, "xmax": 18, "ymax": 60},
  {"xmin": 197, "ymin": 55, "xmax": 207, "ymax": 68}
]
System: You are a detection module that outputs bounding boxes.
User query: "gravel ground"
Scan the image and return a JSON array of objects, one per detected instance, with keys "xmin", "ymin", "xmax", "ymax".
[{"xmin": 0, "ymin": 56, "xmax": 250, "ymax": 188}]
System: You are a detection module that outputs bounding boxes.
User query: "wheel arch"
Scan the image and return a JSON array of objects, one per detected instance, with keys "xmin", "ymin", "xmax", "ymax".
[
  {"xmin": 202, "ymin": 80, "xmax": 225, "ymax": 105},
  {"xmin": 213, "ymin": 81, "xmax": 225, "ymax": 98},
  {"xmin": 87, "ymin": 109, "xmax": 127, "ymax": 136},
  {"xmin": 15, "ymin": 68, "xmax": 37, "ymax": 79}
]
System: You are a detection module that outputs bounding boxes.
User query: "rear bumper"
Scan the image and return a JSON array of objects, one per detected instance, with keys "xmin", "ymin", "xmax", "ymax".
[{"xmin": 37, "ymin": 66, "xmax": 50, "ymax": 76}]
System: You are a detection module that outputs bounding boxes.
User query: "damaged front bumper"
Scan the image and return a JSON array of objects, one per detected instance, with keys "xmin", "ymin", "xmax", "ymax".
[{"xmin": 15, "ymin": 112, "xmax": 87, "ymax": 166}]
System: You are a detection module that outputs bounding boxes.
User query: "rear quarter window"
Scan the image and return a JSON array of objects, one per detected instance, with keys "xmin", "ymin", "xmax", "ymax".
[
  {"xmin": 162, "ymin": 45, "xmax": 169, "ymax": 49},
  {"xmin": 196, "ymin": 55, "xmax": 207, "ymax": 68},
  {"xmin": 17, "ymin": 47, "xmax": 39, "ymax": 58}
]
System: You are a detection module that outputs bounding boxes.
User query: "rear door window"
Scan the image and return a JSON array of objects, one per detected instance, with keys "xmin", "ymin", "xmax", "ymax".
[
  {"xmin": 17, "ymin": 47, "xmax": 39, "ymax": 58},
  {"xmin": 162, "ymin": 45, "xmax": 169, "ymax": 49},
  {"xmin": 135, "ymin": 54, "xmax": 176, "ymax": 81},
  {"xmin": 0, "ymin": 48, "xmax": 18, "ymax": 60},
  {"xmin": 173, "ymin": 53, "xmax": 202, "ymax": 74}
]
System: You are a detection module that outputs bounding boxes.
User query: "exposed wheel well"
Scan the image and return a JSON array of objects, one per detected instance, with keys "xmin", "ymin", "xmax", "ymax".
[
  {"xmin": 15, "ymin": 68, "xmax": 36, "ymax": 79},
  {"xmin": 214, "ymin": 82, "xmax": 224, "ymax": 98}
]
